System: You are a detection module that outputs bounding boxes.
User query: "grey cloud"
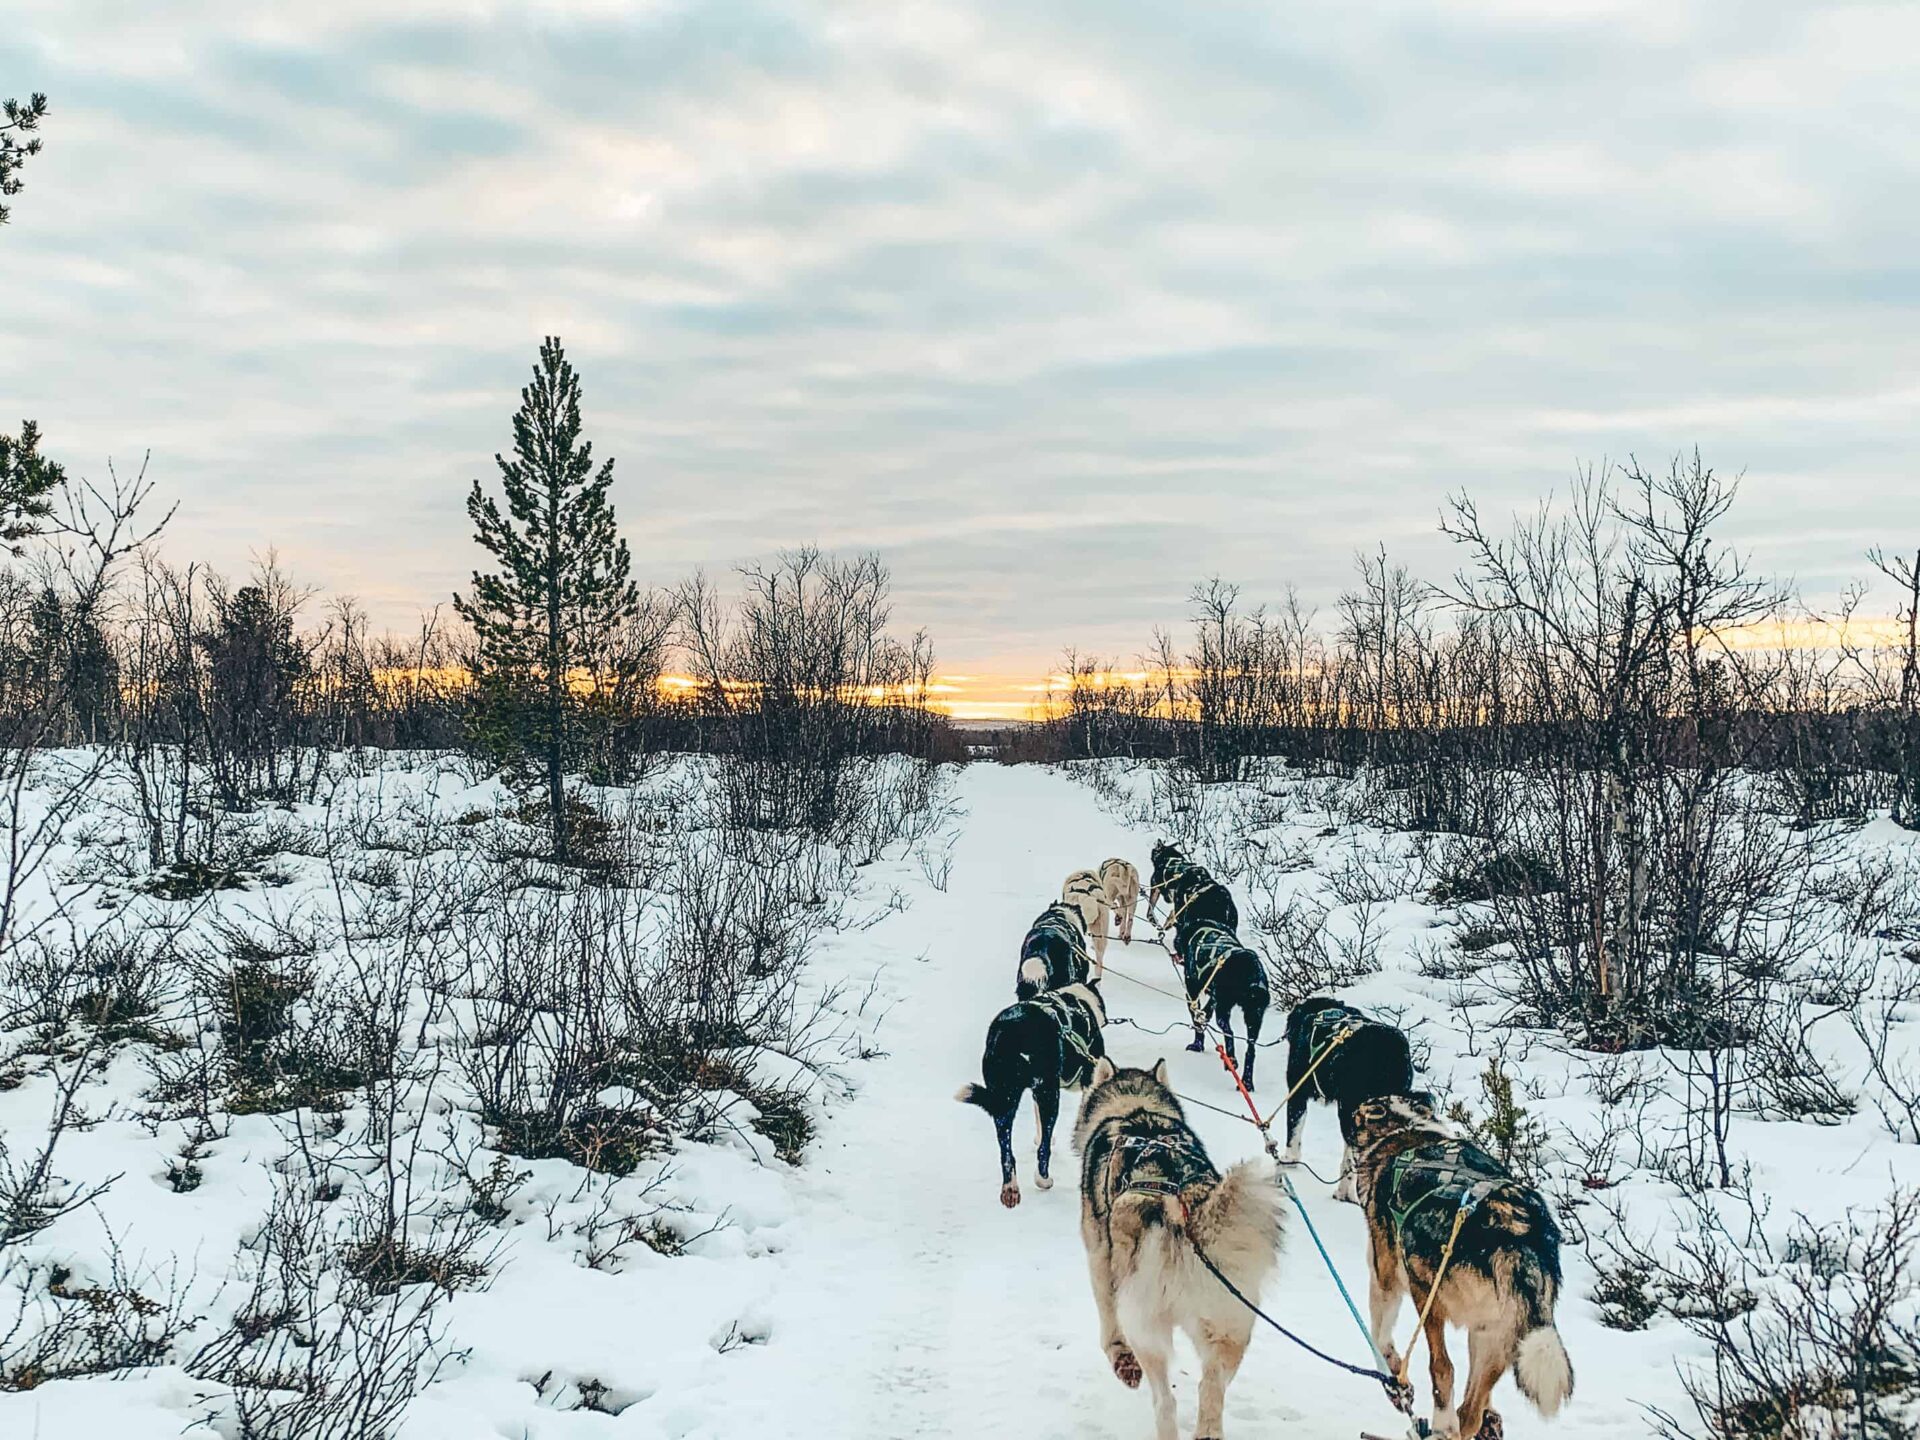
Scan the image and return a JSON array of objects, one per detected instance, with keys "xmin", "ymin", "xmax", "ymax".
[{"xmin": 1, "ymin": 0, "xmax": 1915, "ymax": 675}]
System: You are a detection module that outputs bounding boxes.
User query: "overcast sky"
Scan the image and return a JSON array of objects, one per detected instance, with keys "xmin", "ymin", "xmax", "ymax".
[{"xmin": 3, "ymin": 1, "xmax": 1916, "ymax": 701}]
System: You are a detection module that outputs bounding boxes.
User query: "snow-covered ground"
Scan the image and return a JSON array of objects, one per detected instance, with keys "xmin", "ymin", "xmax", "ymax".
[{"xmin": 4, "ymin": 755, "xmax": 1918, "ymax": 1438}]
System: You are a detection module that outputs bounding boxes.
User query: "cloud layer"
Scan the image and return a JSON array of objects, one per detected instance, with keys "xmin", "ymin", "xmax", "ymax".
[{"xmin": 3, "ymin": 0, "xmax": 1916, "ymax": 678}]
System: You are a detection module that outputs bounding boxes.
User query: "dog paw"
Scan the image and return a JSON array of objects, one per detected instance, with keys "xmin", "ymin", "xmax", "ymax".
[
  {"xmin": 999, "ymin": 1183, "xmax": 1021, "ymax": 1209},
  {"xmin": 1474, "ymin": 1409, "xmax": 1503, "ymax": 1440},
  {"xmin": 1109, "ymin": 1347, "xmax": 1142, "ymax": 1388},
  {"xmin": 1035, "ymin": 1173, "xmax": 1053, "ymax": 1191},
  {"xmin": 1185, "ymin": 1039, "xmax": 1206, "ymax": 1053}
]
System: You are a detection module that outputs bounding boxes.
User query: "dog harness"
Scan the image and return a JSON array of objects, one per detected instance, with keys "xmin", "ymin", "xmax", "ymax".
[
  {"xmin": 1110, "ymin": 1129, "xmax": 1217, "ymax": 1209},
  {"xmin": 1023, "ymin": 905, "xmax": 1090, "ymax": 976},
  {"xmin": 1179, "ymin": 920, "xmax": 1254, "ymax": 1019},
  {"xmin": 1025, "ymin": 903, "xmax": 1083, "ymax": 948},
  {"xmin": 1154, "ymin": 853, "xmax": 1197, "ymax": 892},
  {"xmin": 1295, "ymin": 1004, "xmax": 1365, "ymax": 1092},
  {"xmin": 1381, "ymin": 1138, "xmax": 1507, "ymax": 1239},
  {"xmin": 1375, "ymin": 1136, "xmax": 1512, "ymax": 1388},
  {"xmin": 1025, "ymin": 991, "xmax": 1102, "ymax": 1083},
  {"xmin": 1064, "ymin": 873, "xmax": 1104, "ymax": 903},
  {"xmin": 1160, "ymin": 868, "xmax": 1229, "ymax": 931}
]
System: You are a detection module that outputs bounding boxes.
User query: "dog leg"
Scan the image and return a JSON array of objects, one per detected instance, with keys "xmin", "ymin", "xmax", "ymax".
[
  {"xmin": 1333, "ymin": 1143, "xmax": 1358, "ymax": 1204},
  {"xmin": 1081, "ymin": 1215, "xmax": 1135, "ymax": 1385},
  {"xmin": 1132, "ymin": 1327, "xmax": 1179, "ymax": 1440},
  {"xmin": 1424, "ymin": 1302, "xmax": 1458, "ymax": 1438},
  {"xmin": 1281, "ymin": 1083, "xmax": 1310, "ymax": 1163},
  {"xmin": 1033, "ymin": 1082, "xmax": 1061, "ymax": 1191},
  {"xmin": 1368, "ymin": 1245, "xmax": 1406, "ymax": 1377},
  {"xmin": 1193, "ymin": 1319, "xmax": 1250, "ymax": 1440},
  {"xmin": 995, "ymin": 1105, "xmax": 1021, "ymax": 1209},
  {"xmin": 1241, "ymin": 1001, "xmax": 1263, "ymax": 1091},
  {"xmin": 1456, "ymin": 1326, "xmax": 1511, "ymax": 1440}
]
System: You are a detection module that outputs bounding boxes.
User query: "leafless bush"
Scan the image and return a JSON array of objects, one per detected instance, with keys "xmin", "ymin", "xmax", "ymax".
[
  {"xmin": 1643, "ymin": 1188, "xmax": 1920, "ymax": 1440},
  {"xmin": 677, "ymin": 549, "xmax": 939, "ymax": 839},
  {"xmin": 1244, "ymin": 890, "xmax": 1373, "ymax": 1005},
  {"xmin": 0, "ymin": 1038, "xmax": 118, "ymax": 1249},
  {"xmin": 188, "ymin": 1175, "xmax": 463, "ymax": 1440},
  {"xmin": 0, "ymin": 1250, "xmax": 202, "ymax": 1391}
]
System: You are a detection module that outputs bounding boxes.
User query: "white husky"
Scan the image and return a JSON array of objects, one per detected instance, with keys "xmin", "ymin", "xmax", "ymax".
[{"xmin": 1061, "ymin": 869, "xmax": 1111, "ymax": 974}]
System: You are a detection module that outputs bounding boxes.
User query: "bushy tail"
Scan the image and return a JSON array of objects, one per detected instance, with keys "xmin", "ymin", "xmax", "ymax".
[
  {"xmin": 1515, "ymin": 1325, "xmax": 1574, "ymax": 1416},
  {"xmin": 955, "ymin": 1081, "xmax": 1011, "ymax": 1114},
  {"xmin": 1185, "ymin": 1159, "xmax": 1285, "ymax": 1289}
]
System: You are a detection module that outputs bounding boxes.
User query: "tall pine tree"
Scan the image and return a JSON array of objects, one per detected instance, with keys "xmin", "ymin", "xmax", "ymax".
[
  {"xmin": 0, "ymin": 419, "xmax": 63, "ymax": 552},
  {"xmin": 455, "ymin": 337, "xmax": 639, "ymax": 860},
  {"xmin": 1, "ymin": 92, "xmax": 50, "ymax": 228}
]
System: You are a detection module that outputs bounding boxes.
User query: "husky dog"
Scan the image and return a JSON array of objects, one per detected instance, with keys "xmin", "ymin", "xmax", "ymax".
[
  {"xmin": 1061, "ymin": 868, "xmax": 1112, "ymax": 973},
  {"xmin": 1074, "ymin": 1058, "xmax": 1284, "ymax": 1440},
  {"xmin": 1280, "ymin": 997, "xmax": 1415, "ymax": 1202},
  {"xmin": 1351, "ymin": 1093, "xmax": 1574, "ymax": 1440},
  {"xmin": 1145, "ymin": 840, "xmax": 1193, "ymax": 925},
  {"xmin": 1148, "ymin": 841, "xmax": 1240, "ymax": 934},
  {"xmin": 1017, "ymin": 901, "xmax": 1093, "ymax": 1000},
  {"xmin": 956, "ymin": 981, "xmax": 1108, "ymax": 1208},
  {"xmin": 1099, "ymin": 857, "xmax": 1141, "ymax": 944},
  {"xmin": 1169, "ymin": 914, "xmax": 1270, "ymax": 1090}
]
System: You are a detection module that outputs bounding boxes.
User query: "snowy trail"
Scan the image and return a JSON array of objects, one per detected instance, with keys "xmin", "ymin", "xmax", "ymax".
[{"xmin": 696, "ymin": 764, "xmax": 1427, "ymax": 1440}]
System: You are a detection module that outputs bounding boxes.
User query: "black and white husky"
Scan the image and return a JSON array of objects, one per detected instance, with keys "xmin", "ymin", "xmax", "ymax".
[
  {"xmin": 956, "ymin": 981, "xmax": 1107, "ymax": 1208},
  {"xmin": 1280, "ymin": 997, "xmax": 1414, "ymax": 1201},
  {"xmin": 1170, "ymin": 914, "xmax": 1270, "ymax": 1089},
  {"xmin": 1017, "ymin": 900, "xmax": 1092, "ymax": 1000},
  {"xmin": 1147, "ymin": 840, "xmax": 1239, "ymax": 934}
]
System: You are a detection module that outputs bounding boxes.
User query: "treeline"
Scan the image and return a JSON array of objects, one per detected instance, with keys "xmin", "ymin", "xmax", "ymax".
[
  {"xmin": 1032, "ymin": 456, "xmax": 1919, "ymax": 830},
  {"xmin": 1038, "ymin": 456, "xmax": 1920, "ymax": 1052},
  {"xmin": 0, "ymin": 339, "xmax": 962, "ymax": 874}
]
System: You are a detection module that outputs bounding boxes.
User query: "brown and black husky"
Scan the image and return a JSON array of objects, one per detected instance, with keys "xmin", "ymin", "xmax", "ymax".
[{"xmin": 1350, "ymin": 1093, "xmax": 1574, "ymax": 1440}]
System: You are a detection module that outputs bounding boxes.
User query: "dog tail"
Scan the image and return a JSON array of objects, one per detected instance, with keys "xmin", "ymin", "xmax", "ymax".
[
  {"xmin": 1185, "ymin": 1159, "xmax": 1284, "ymax": 1288},
  {"xmin": 1515, "ymin": 1324, "xmax": 1574, "ymax": 1416},
  {"xmin": 954, "ymin": 1081, "xmax": 1012, "ymax": 1113},
  {"xmin": 1016, "ymin": 956, "xmax": 1046, "ymax": 1000}
]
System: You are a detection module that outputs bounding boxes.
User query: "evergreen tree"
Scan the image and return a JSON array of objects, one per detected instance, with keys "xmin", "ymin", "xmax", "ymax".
[
  {"xmin": 1, "ymin": 92, "xmax": 49, "ymax": 228},
  {"xmin": 455, "ymin": 337, "xmax": 639, "ymax": 860},
  {"xmin": 4, "ymin": 96, "xmax": 61, "ymax": 551},
  {"xmin": 201, "ymin": 580, "xmax": 312, "ymax": 804},
  {"xmin": 0, "ymin": 419, "xmax": 63, "ymax": 552}
]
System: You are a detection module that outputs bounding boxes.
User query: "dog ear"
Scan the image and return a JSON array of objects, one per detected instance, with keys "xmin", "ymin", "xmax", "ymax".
[
  {"xmin": 1092, "ymin": 1056, "xmax": 1116, "ymax": 1086},
  {"xmin": 1151, "ymin": 1058, "xmax": 1169, "ymax": 1085}
]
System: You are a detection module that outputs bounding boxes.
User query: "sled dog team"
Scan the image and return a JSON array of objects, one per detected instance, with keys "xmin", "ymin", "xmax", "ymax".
[{"xmin": 957, "ymin": 842, "xmax": 1575, "ymax": 1440}]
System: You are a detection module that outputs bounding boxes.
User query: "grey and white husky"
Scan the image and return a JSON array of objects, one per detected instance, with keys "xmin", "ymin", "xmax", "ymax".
[{"xmin": 1074, "ymin": 1058, "xmax": 1285, "ymax": 1440}]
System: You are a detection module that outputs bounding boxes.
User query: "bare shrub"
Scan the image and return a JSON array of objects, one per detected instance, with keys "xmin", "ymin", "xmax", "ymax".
[{"xmin": 1646, "ymin": 1188, "xmax": 1920, "ymax": 1440}]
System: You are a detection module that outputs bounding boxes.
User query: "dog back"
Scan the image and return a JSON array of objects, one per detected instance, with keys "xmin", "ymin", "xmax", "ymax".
[
  {"xmin": 1019, "ymin": 903, "xmax": 1090, "ymax": 997},
  {"xmin": 1178, "ymin": 919, "xmax": 1264, "ymax": 1001}
]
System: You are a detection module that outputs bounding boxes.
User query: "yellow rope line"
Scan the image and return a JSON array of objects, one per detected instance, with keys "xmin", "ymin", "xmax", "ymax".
[
  {"xmin": 1394, "ymin": 1203, "xmax": 1472, "ymax": 1387},
  {"xmin": 1277, "ymin": 1021, "xmax": 1357, "ymax": 1112}
]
